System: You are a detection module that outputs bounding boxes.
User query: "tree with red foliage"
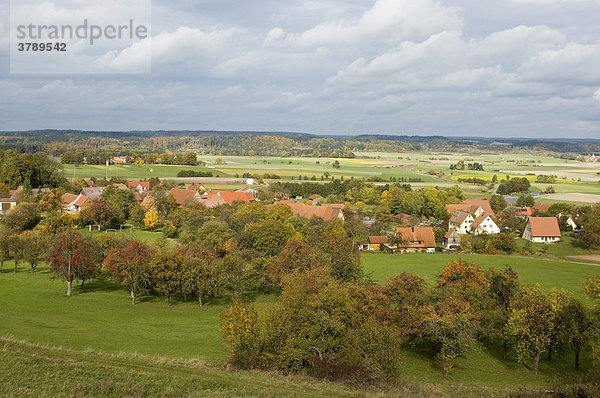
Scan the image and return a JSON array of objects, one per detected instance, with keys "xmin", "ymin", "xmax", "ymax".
[
  {"xmin": 103, "ymin": 240, "xmax": 155, "ymax": 305},
  {"xmin": 81, "ymin": 198, "xmax": 117, "ymax": 230},
  {"xmin": 47, "ymin": 230, "xmax": 100, "ymax": 296}
]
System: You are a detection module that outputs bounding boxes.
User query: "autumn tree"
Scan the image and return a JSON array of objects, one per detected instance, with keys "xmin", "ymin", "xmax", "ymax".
[
  {"xmin": 242, "ymin": 218, "xmax": 296, "ymax": 256},
  {"xmin": 149, "ymin": 248, "xmax": 183, "ymax": 305},
  {"xmin": 220, "ymin": 297, "xmax": 259, "ymax": 368},
  {"xmin": 46, "ymin": 230, "xmax": 100, "ymax": 296},
  {"xmin": 507, "ymin": 286, "xmax": 554, "ymax": 371},
  {"xmin": 179, "ymin": 248, "xmax": 225, "ymax": 306},
  {"xmin": 3, "ymin": 203, "xmax": 41, "ymax": 232},
  {"xmin": 143, "ymin": 211, "xmax": 160, "ymax": 230},
  {"xmin": 20, "ymin": 229, "xmax": 50, "ymax": 273},
  {"xmin": 0, "ymin": 229, "xmax": 14, "ymax": 272},
  {"xmin": 80, "ymin": 198, "xmax": 117, "ymax": 230},
  {"xmin": 487, "ymin": 266, "xmax": 520, "ymax": 358},
  {"xmin": 103, "ymin": 240, "xmax": 155, "ymax": 305}
]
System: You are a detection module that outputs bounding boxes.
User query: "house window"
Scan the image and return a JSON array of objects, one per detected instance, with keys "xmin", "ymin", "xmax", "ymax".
[{"xmin": 1, "ymin": 202, "xmax": 10, "ymax": 211}]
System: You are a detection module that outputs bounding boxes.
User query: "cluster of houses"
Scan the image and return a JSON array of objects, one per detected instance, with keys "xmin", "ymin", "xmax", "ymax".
[
  {"xmin": 56, "ymin": 180, "xmax": 262, "ymax": 215},
  {"xmin": 359, "ymin": 197, "xmax": 570, "ymax": 255}
]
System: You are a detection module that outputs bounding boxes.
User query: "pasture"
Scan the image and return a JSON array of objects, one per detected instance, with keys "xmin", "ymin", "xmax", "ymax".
[{"xmin": 2, "ymin": 242, "xmax": 599, "ymax": 393}]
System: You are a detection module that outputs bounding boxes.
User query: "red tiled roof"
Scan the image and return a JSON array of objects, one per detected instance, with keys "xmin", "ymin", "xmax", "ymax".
[
  {"xmin": 72, "ymin": 194, "xmax": 90, "ymax": 207},
  {"xmin": 279, "ymin": 203, "xmax": 343, "ymax": 221},
  {"xmin": 140, "ymin": 195, "xmax": 155, "ymax": 210},
  {"xmin": 515, "ymin": 207, "xmax": 532, "ymax": 216},
  {"xmin": 447, "ymin": 199, "xmax": 494, "ymax": 217},
  {"xmin": 9, "ymin": 186, "xmax": 22, "ymax": 198},
  {"xmin": 444, "ymin": 228, "xmax": 458, "ymax": 239},
  {"xmin": 128, "ymin": 181, "xmax": 150, "ymax": 191},
  {"xmin": 60, "ymin": 193, "xmax": 78, "ymax": 204},
  {"xmin": 528, "ymin": 217, "xmax": 561, "ymax": 237},
  {"xmin": 217, "ymin": 191, "xmax": 255, "ymax": 204},
  {"xmin": 308, "ymin": 194, "xmax": 322, "ymax": 200},
  {"xmin": 324, "ymin": 203, "xmax": 345, "ymax": 209},
  {"xmin": 450, "ymin": 211, "xmax": 470, "ymax": 224},
  {"xmin": 395, "ymin": 227, "xmax": 436, "ymax": 248},
  {"xmin": 368, "ymin": 236, "xmax": 388, "ymax": 244},
  {"xmin": 169, "ymin": 188, "xmax": 199, "ymax": 207},
  {"xmin": 533, "ymin": 203, "xmax": 550, "ymax": 213},
  {"xmin": 471, "ymin": 214, "xmax": 489, "ymax": 229}
]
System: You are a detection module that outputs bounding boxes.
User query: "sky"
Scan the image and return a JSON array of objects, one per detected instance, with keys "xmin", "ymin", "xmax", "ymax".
[{"xmin": 1, "ymin": 0, "xmax": 600, "ymax": 138}]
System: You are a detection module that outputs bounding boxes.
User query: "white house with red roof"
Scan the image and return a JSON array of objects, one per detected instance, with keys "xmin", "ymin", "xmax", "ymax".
[
  {"xmin": 449, "ymin": 211, "xmax": 475, "ymax": 234},
  {"xmin": 471, "ymin": 214, "xmax": 500, "ymax": 235},
  {"xmin": 522, "ymin": 217, "xmax": 561, "ymax": 243}
]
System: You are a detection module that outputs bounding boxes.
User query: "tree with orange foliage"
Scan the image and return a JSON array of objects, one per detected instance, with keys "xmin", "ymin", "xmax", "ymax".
[{"xmin": 103, "ymin": 240, "xmax": 155, "ymax": 305}]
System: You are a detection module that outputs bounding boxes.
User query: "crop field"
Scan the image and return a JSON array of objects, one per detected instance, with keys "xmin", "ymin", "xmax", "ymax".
[{"xmin": 62, "ymin": 152, "xmax": 600, "ymax": 204}]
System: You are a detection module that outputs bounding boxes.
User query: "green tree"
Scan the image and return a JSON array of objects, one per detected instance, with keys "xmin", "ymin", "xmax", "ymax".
[
  {"xmin": 19, "ymin": 229, "xmax": 50, "ymax": 274},
  {"xmin": 243, "ymin": 219, "xmax": 295, "ymax": 256},
  {"xmin": 180, "ymin": 249, "xmax": 225, "ymax": 306},
  {"xmin": 581, "ymin": 205, "xmax": 600, "ymax": 249},
  {"xmin": 489, "ymin": 194, "xmax": 507, "ymax": 214},
  {"xmin": 220, "ymin": 297, "xmax": 259, "ymax": 368},
  {"xmin": 149, "ymin": 249, "xmax": 183, "ymax": 306},
  {"xmin": 3, "ymin": 203, "xmax": 41, "ymax": 232},
  {"xmin": 507, "ymin": 286, "xmax": 554, "ymax": 371}
]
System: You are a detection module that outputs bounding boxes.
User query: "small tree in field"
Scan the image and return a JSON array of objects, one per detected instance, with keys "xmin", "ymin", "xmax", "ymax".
[
  {"xmin": 20, "ymin": 229, "xmax": 50, "ymax": 273},
  {"xmin": 47, "ymin": 230, "xmax": 99, "ymax": 296},
  {"xmin": 220, "ymin": 297, "xmax": 259, "ymax": 368},
  {"xmin": 0, "ymin": 229, "xmax": 15, "ymax": 272},
  {"xmin": 103, "ymin": 240, "xmax": 155, "ymax": 305},
  {"xmin": 144, "ymin": 211, "xmax": 160, "ymax": 230},
  {"xmin": 507, "ymin": 286, "xmax": 554, "ymax": 371},
  {"xmin": 180, "ymin": 250, "xmax": 225, "ymax": 306},
  {"xmin": 149, "ymin": 249, "xmax": 183, "ymax": 305}
]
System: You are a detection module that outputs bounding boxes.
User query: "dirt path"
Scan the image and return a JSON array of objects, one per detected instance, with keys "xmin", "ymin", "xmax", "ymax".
[
  {"xmin": 538, "ymin": 193, "xmax": 600, "ymax": 203},
  {"xmin": 568, "ymin": 255, "xmax": 600, "ymax": 263}
]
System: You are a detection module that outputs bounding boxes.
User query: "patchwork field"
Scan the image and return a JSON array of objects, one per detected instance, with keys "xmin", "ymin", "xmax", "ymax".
[{"xmin": 62, "ymin": 152, "xmax": 600, "ymax": 203}]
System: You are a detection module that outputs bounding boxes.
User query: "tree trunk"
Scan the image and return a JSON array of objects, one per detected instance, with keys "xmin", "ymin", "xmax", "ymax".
[
  {"xmin": 131, "ymin": 289, "xmax": 136, "ymax": 305},
  {"xmin": 167, "ymin": 294, "xmax": 171, "ymax": 306},
  {"xmin": 67, "ymin": 279, "xmax": 72, "ymax": 296},
  {"xmin": 14, "ymin": 261, "xmax": 17, "ymax": 273},
  {"xmin": 81, "ymin": 278, "xmax": 85, "ymax": 287},
  {"xmin": 533, "ymin": 352, "xmax": 540, "ymax": 372},
  {"xmin": 547, "ymin": 345, "xmax": 553, "ymax": 361},
  {"xmin": 503, "ymin": 339, "xmax": 508, "ymax": 360},
  {"xmin": 574, "ymin": 350, "xmax": 581, "ymax": 370},
  {"xmin": 198, "ymin": 295, "xmax": 203, "ymax": 307}
]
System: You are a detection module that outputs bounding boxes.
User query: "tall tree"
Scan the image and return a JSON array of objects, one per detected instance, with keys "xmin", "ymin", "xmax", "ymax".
[
  {"xmin": 180, "ymin": 249, "xmax": 224, "ymax": 306},
  {"xmin": 80, "ymin": 199, "xmax": 117, "ymax": 230},
  {"xmin": 46, "ymin": 230, "xmax": 99, "ymax": 296},
  {"xmin": 103, "ymin": 240, "xmax": 155, "ymax": 305},
  {"xmin": 507, "ymin": 286, "xmax": 554, "ymax": 371},
  {"xmin": 20, "ymin": 229, "xmax": 50, "ymax": 274},
  {"xmin": 149, "ymin": 249, "xmax": 183, "ymax": 305}
]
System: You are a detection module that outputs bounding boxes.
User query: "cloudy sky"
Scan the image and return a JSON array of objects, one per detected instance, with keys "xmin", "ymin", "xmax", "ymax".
[{"xmin": 1, "ymin": 0, "xmax": 600, "ymax": 138}]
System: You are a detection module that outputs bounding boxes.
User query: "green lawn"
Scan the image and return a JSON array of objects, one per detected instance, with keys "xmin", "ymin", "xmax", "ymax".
[{"xmin": 361, "ymin": 248, "xmax": 600, "ymax": 300}]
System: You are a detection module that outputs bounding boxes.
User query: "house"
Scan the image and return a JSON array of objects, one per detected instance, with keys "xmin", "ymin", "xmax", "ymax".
[
  {"xmin": 449, "ymin": 211, "xmax": 475, "ymax": 234},
  {"xmin": 522, "ymin": 217, "xmax": 561, "ymax": 243},
  {"xmin": 112, "ymin": 156, "xmax": 127, "ymax": 164},
  {"xmin": 140, "ymin": 195, "xmax": 156, "ymax": 211},
  {"xmin": 515, "ymin": 207, "xmax": 532, "ymax": 217},
  {"xmin": 395, "ymin": 227, "xmax": 436, "ymax": 253},
  {"xmin": 308, "ymin": 194, "xmax": 325, "ymax": 205},
  {"xmin": 169, "ymin": 188, "xmax": 203, "ymax": 208},
  {"xmin": 277, "ymin": 203, "xmax": 344, "ymax": 222},
  {"xmin": 357, "ymin": 236, "xmax": 388, "ymax": 252},
  {"xmin": 188, "ymin": 183, "xmax": 206, "ymax": 192},
  {"xmin": 446, "ymin": 199, "xmax": 495, "ymax": 218},
  {"xmin": 558, "ymin": 214, "xmax": 577, "ymax": 230},
  {"xmin": 0, "ymin": 196, "xmax": 17, "ymax": 214},
  {"xmin": 471, "ymin": 214, "xmax": 501, "ymax": 235},
  {"xmin": 533, "ymin": 203, "xmax": 550, "ymax": 214},
  {"xmin": 128, "ymin": 181, "xmax": 150, "ymax": 192},
  {"xmin": 198, "ymin": 190, "xmax": 256, "ymax": 208},
  {"xmin": 81, "ymin": 187, "xmax": 105, "ymax": 200},
  {"xmin": 444, "ymin": 229, "xmax": 461, "ymax": 250},
  {"xmin": 60, "ymin": 193, "xmax": 92, "ymax": 213}
]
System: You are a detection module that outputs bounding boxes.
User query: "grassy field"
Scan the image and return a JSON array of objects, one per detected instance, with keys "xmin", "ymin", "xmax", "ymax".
[
  {"xmin": 361, "ymin": 247, "xmax": 600, "ymax": 301},
  {"xmin": 2, "ymin": 240, "xmax": 599, "ymax": 395}
]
